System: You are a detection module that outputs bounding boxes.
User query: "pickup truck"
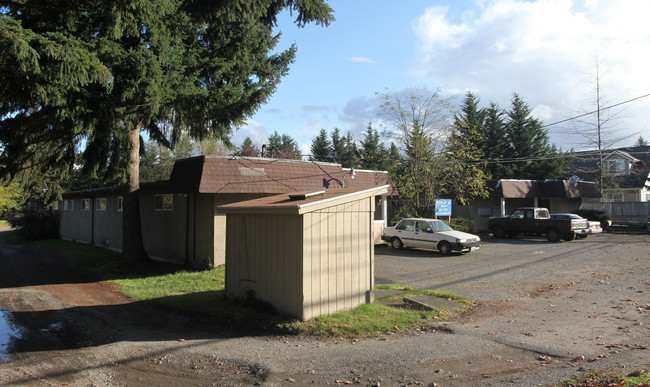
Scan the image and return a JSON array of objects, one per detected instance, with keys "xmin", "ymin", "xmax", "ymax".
[{"xmin": 488, "ymin": 207, "xmax": 588, "ymax": 242}]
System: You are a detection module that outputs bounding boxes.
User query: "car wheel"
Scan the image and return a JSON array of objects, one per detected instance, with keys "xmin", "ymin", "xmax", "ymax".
[
  {"xmin": 438, "ymin": 241, "xmax": 452, "ymax": 255},
  {"xmin": 391, "ymin": 237, "xmax": 403, "ymax": 249},
  {"xmin": 563, "ymin": 233, "xmax": 576, "ymax": 241},
  {"xmin": 493, "ymin": 227, "xmax": 506, "ymax": 239},
  {"xmin": 546, "ymin": 228, "xmax": 560, "ymax": 242}
]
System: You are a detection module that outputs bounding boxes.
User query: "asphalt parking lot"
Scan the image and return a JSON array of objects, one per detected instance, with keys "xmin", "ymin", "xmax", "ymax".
[{"xmin": 375, "ymin": 232, "xmax": 650, "ymax": 302}]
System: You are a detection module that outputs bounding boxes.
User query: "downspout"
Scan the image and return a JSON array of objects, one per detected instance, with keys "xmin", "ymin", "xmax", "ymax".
[
  {"xmin": 185, "ymin": 193, "xmax": 190, "ymax": 265},
  {"xmin": 193, "ymin": 193, "xmax": 197, "ymax": 266},
  {"xmin": 91, "ymin": 197, "xmax": 95, "ymax": 245}
]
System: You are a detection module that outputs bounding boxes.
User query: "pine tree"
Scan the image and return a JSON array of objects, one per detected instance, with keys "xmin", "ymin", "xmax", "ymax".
[
  {"xmin": 267, "ymin": 131, "xmax": 301, "ymax": 160},
  {"xmin": 445, "ymin": 92, "xmax": 490, "ymax": 204},
  {"xmin": 503, "ymin": 93, "xmax": 570, "ymax": 179},
  {"xmin": 479, "ymin": 103, "xmax": 511, "ymax": 178},
  {"xmin": 359, "ymin": 123, "xmax": 387, "ymax": 170},
  {"xmin": 310, "ymin": 129, "xmax": 332, "ymax": 162}
]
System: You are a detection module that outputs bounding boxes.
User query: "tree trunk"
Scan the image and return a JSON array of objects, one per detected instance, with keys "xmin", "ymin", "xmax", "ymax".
[{"xmin": 122, "ymin": 122, "xmax": 148, "ymax": 261}]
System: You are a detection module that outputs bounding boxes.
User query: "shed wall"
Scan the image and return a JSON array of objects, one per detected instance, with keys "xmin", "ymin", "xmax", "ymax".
[
  {"xmin": 225, "ymin": 213, "xmax": 303, "ymax": 318},
  {"xmin": 302, "ymin": 197, "xmax": 373, "ymax": 320}
]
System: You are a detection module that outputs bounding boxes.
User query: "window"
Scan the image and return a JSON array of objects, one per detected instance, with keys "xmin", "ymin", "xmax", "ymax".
[
  {"xmin": 117, "ymin": 196, "xmax": 123, "ymax": 212},
  {"xmin": 81, "ymin": 199, "xmax": 90, "ymax": 210},
  {"xmin": 397, "ymin": 219, "xmax": 415, "ymax": 231},
  {"xmin": 96, "ymin": 198, "xmax": 107, "ymax": 211},
  {"xmin": 154, "ymin": 194, "xmax": 173, "ymax": 211},
  {"xmin": 63, "ymin": 200, "xmax": 73, "ymax": 211},
  {"xmin": 605, "ymin": 193, "xmax": 623, "ymax": 202},
  {"xmin": 606, "ymin": 159, "xmax": 625, "ymax": 176}
]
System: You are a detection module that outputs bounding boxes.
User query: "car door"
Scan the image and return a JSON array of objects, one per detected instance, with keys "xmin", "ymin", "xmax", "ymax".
[
  {"xmin": 414, "ymin": 220, "xmax": 436, "ymax": 249},
  {"xmin": 395, "ymin": 219, "xmax": 416, "ymax": 247}
]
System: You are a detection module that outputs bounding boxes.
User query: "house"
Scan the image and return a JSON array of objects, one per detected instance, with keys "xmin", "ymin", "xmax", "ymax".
[
  {"xmin": 217, "ymin": 186, "xmax": 389, "ymax": 320},
  {"xmin": 59, "ymin": 156, "xmax": 397, "ymax": 268},
  {"xmin": 570, "ymin": 146, "xmax": 650, "ymax": 202},
  {"xmin": 464, "ymin": 179, "xmax": 601, "ymax": 232}
]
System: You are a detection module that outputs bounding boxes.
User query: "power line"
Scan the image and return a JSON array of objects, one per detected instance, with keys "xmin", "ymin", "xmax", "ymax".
[{"xmin": 541, "ymin": 93, "xmax": 650, "ymax": 128}]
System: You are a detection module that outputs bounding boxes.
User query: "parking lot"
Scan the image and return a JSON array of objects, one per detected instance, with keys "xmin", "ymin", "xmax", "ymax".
[{"xmin": 375, "ymin": 232, "xmax": 649, "ymax": 301}]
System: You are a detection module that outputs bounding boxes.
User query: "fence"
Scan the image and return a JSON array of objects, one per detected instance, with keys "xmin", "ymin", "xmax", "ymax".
[{"xmin": 580, "ymin": 202, "xmax": 650, "ymax": 218}]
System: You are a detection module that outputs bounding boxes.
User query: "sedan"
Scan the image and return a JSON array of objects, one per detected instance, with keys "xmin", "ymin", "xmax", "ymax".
[
  {"xmin": 381, "ymin": 218, "xmax": 481, "ymax": 255},
  {"xmin": 550, "ymin": 213, "xmax": 602, "ymax": 238}
]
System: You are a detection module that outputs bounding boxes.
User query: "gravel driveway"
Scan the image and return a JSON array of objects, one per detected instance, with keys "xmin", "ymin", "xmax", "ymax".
[{"xmin": 0, "ymin": 231, "xmax": 648, "ymax": 386}]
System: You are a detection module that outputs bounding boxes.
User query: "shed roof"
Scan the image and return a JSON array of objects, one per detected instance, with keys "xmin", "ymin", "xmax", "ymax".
[
  {"xmin": 168, "ymin": 156, "xmax": 398, "ymax": 195},
  {"xmin": 216, "ymin": 186, "xmax": 389, "ymax": 215},
  {"xmin": 489, "ymin": 179, "xmax": 600, "ymax": 199}
]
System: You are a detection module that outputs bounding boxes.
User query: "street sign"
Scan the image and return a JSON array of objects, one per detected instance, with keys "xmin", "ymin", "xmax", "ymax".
[{"xmin": 435, "ymin": 199, "xmax": 452, "ymax": 217}]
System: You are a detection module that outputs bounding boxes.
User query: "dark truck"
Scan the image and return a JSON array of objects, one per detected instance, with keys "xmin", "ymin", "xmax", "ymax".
[{"xmin": 488, "ymin": 207, "xmax": 589, "ymax": 242}]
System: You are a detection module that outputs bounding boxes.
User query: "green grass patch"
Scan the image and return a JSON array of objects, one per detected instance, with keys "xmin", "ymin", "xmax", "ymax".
[
  {"xmin": 375, "ymin": 283, "xmax": 412, "ymax": 291},
  {"xmin": 559, "ymin": 368, "xmax": 649, "ymax": 386},
  {"xmin": 281, "ymin": 303, "xmax": 438, "ymax": 338},
  {"xmin": 377, "ymin": 288, "xmax": 472, "ymax": 305},
  {"xmin": 0, "ymin": 220, "xmax": 9, "ymax": 228}
]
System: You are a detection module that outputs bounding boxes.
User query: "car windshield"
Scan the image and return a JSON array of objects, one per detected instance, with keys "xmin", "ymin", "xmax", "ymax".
[{"xmin": 429, "ymin": 220, "xmax": 453, "ymax": 232}]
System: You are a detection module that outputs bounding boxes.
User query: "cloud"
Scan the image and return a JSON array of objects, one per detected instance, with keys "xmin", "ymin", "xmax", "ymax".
[
  {"xmin": 232, "ymin": 120, "xmax": 269, "ymax": 147},
  {"xmin": 338, "ymin": 95, "xmax": 383, "ymax": 138},
  {"xmin": 413, "ymin": 0, "xmax": 650, "ymax": 148},
  {"xmin": 348, "ymin": 56, "xmax": 376, "ymax": 64}
]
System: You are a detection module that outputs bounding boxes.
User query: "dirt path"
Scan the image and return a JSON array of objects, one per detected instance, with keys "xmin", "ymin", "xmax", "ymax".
[{"xmin": 0, "ymin": 232, "xmax": 648, "ymax": 386}]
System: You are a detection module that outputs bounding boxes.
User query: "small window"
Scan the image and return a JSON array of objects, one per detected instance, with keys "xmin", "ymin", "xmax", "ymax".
[
  {"xmin": 96, "ymin": 198, "xmax": 107, "ymax": 211},
  {"xmin": 64, "ymin": 200, "xmax": 74, "ymax": 211},
  {"xmin": 154, "ymin": 194, "xmax": 173, "ymax": 211},
  {"xmin": 117, "ymin": 196, "xmax": 123, "ymax": 212},
  {"xmin": 397, "ymin": 219, "xmax": 415, "ymax": 231},
  {"xmin": 81, "ymin": 199, "xmax": 90, "ymax": 210},
  {"xmin": 605, "ymin": 193, "xmax": 623, "ymax": 202}
]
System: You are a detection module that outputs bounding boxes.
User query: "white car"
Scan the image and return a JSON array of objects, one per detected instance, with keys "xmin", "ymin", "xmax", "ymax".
[
  {"xmin": 550, "ymin": 213, "xmax": 603, "ymax": 239},
  {"xmin": 382, "ymin": 218, "xmax": 481, "ymax": 255}
]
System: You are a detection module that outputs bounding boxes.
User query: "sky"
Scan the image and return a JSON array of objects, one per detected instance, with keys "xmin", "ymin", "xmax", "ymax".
[{"xmin": 232, "ymin": 0, "xmax": 650, "ymax": 156}]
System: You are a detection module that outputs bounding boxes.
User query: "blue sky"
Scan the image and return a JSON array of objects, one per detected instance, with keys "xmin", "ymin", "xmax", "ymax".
[{"xmin": 232, "ymin": 0, "xmax": 650, "ymax": 155}]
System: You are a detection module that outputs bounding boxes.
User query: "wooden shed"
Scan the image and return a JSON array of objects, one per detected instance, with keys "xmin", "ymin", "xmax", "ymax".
[{"xmin": 217, "ymin": 185, "xmax": 389, "ymax": 321}]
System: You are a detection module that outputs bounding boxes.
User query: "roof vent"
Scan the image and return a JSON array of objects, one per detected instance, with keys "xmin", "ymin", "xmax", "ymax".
[{"xmin": 289, "ymin": 190, "xmax": 325, "ymax": 200}]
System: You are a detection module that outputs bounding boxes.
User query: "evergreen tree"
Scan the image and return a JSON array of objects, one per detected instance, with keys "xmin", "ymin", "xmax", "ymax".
[
  {"xmin": 359, "ymin": 123, "xmax": 387, "ymax": 170},
  {"xmin": 339, "ymin": 131, "xmax": 360, "ymax": 168},
  {"xmin": 0, "ymin": 1, "xmax": 333, "ymax": 258},
  {"xmin": 479, "ymin": 102, "xmax": 511, "ymax": 178},
  {"xmin": 238, "ymin": 137, "xmax": 261, "ymax": 157},
  {"xmin": 310, "ymin": 129, "xmax": 332, "ymax": 162},
  {"xmin": 444, "ymin": 92, "xmax": 490, "ymax": 204},
  {"xmin": 503, "ymin": 93, "xmax": 570, "ymax": 179},
  {"xmin": 267, "ymin": 131, "xmax": 301, "ymax": 160}
]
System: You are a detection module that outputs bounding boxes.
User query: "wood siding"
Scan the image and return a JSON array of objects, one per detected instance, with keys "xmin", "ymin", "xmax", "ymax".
[
  {"xmin": 302, "ymin": 198, "xmax": 373, "ymax": 320},
  {"xmin": 225, "ymin": 213, "xmax": 303, "ymax": 318}
]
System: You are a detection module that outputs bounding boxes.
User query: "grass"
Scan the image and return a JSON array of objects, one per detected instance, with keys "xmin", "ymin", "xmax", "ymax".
[
  {"xmin": 1, "ymin": 232, "xmax": 472, "ymax": 337},
  {"xmin": 0, "ymin": 220, "xmax": 9, "ymax": 228},
  {"xmin": 559, "ymin": 368, "xmax": 649, "ymax": 386}
]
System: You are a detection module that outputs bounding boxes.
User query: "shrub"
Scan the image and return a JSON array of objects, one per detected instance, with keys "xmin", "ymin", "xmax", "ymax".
[
  {"xmin": 573, "ymin": 209, "xmax": 610, "ymax": 228},
  {"xmin": 9, "ymin": 199, "xmax": 59, "ymax": 240},
  {"xmin": 445, "ymin": 217, "xmax": 476, "ymax": 233}
]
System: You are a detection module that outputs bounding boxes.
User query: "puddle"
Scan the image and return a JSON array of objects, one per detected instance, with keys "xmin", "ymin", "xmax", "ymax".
[{"xmin": 0, "ymin": 309, "xmax": 23, "ymax": 362}]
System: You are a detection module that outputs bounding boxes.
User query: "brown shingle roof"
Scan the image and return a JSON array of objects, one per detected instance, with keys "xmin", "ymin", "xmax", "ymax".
[{"xmin": 168, "ymin": 156, "xmax": 398, "ymax": 195}]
